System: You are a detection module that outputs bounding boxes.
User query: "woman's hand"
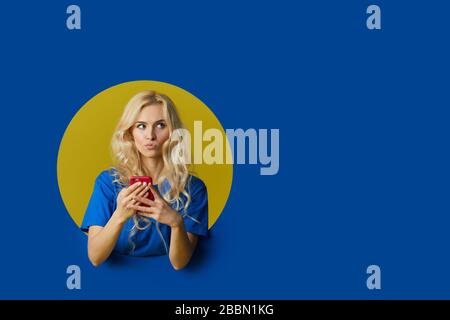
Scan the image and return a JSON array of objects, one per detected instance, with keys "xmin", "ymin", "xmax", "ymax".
[
  {"xmin": 129, "ymin": 184, "xmax": 183, "ymax": 229},
  {"xmin": 114, "ymin": 182, "xmax": 151, "ymax": 223}
]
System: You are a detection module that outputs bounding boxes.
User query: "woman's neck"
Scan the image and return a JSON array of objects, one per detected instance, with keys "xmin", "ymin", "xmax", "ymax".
[{"xmin": 142, "ymin": 157, "xmax": 164, "ymax": 182}]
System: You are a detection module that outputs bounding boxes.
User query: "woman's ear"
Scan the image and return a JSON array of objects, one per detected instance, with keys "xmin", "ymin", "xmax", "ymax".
[{"xmin": 125, "ymin": 129, "xmax": 134, "ymax": 140}]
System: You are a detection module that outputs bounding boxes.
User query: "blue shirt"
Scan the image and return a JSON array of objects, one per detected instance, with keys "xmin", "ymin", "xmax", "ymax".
[{"xmin": 81, "ymin": 169, "xmax": 209, "ymax": 257}]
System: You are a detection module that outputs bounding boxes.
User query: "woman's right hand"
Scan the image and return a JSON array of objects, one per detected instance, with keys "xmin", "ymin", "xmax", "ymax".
[{"xmin": 114, "ymin": 182, "xmax": 150, "ymax": 223}]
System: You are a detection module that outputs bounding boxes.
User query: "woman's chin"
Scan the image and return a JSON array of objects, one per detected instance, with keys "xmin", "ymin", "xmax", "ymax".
[{"xmin": 142, "ymin": 150, "xmax": 161, "ymax": 158}]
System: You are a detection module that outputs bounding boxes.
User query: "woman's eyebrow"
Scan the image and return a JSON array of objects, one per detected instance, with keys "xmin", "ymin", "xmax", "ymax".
[{"xmin": 135, "ymin": 119, "xmax": 165, "ymax": 124}]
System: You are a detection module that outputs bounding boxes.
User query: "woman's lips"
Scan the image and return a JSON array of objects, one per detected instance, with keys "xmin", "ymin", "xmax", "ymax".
[{"xmin": 144, "ymin": 144, "xmax": 157, "ymax": 150}]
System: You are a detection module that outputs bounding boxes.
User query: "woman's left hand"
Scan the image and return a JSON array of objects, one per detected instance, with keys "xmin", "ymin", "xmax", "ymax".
[{"xmin": 128, "ymin": 184, "xmax": 183, "ymax": 229}]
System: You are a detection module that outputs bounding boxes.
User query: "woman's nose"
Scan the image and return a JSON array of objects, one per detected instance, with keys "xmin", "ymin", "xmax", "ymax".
[{"xmin": 146, "ymin": 127, "xmax": 157, "ymax": 141}]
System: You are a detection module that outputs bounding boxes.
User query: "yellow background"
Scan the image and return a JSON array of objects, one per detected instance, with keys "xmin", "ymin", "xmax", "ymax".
[{"xmin": 57, "ymin": 80, "xmax": 233, "ymax": 229}]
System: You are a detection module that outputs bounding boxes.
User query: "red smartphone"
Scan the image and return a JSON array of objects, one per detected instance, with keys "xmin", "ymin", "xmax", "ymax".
[{"xmin": 129, "ymin": 176, "xmax": 155, "ymax": 202}]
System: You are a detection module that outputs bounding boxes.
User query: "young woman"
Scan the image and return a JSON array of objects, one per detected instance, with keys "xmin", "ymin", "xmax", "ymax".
[{"xmin": 81, "ymin": 90, "xmax": 208, "ymax": 270}]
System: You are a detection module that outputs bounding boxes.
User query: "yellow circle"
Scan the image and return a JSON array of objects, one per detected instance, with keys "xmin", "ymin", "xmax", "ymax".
[{"xmin": 57, "ymin": 80, "xmax": 233, "ymax": 229}]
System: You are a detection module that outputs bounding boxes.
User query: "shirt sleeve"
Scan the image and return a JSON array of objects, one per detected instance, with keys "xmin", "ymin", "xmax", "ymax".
[
  {"xmin": 181, "ymin": 177, "xmax": 209, "ymax": 238},
  {"xmin": 80, "ymin": 172, "xmax": 115, "ymax": 233}
]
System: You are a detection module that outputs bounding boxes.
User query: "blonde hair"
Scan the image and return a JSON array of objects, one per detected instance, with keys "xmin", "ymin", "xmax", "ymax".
[{"xmin": 110, "ymin": 90, "xmax": 192, "ymax": 253}]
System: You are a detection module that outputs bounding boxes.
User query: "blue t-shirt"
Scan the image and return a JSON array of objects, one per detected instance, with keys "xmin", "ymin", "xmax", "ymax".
[{"xmin": 81, "ymin": 169, "xmax": 209, "ymax": 257}]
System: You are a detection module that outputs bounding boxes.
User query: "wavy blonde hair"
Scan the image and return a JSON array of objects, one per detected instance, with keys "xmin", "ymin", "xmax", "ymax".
[{"xmin": 110, "ymin": 90, "xmax": 192, "ymax": 252}]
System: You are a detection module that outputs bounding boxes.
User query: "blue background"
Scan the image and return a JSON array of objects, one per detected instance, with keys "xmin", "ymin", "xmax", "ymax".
[{"xmin": 0, "ymin": 0, "xmax": 449, "ymax": 299}]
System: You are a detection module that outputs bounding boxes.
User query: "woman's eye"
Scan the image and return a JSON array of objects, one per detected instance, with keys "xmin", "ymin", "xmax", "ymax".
[
  {"xmin": 156, "ymin": 122, "xmax": 166, "ymax": 129},
  {"xmin": 137, "ymin": 123, "xmax": 146, "ymax": 129}
]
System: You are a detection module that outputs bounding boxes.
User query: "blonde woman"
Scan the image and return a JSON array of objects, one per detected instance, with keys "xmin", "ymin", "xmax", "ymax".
[{"xmin": 81, "ymin": 91, "xmax": 208, "ymax": 270}]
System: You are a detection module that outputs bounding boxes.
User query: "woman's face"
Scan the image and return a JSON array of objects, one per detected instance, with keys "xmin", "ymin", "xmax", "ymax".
[{"xmin": 131, "ymin": 104, "xmax": 170, "ymax": 158}]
